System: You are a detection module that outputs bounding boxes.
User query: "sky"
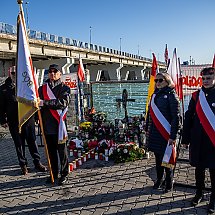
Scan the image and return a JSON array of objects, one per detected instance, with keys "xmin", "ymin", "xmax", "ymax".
[{"xmin": 1, "ymin": 0, "xmax": 215, "ymax": 65}]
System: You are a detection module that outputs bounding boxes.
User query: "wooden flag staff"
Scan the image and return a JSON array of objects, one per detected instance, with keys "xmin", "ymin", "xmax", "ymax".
[{"xmin": 17, "ymin": 0, "xmax": 54, "ymax": 184}]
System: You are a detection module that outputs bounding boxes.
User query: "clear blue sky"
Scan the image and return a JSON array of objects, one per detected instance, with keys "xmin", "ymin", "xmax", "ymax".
[{"xmin": 1, "ymin": 0, "xmax": 215, "ymax": 64}]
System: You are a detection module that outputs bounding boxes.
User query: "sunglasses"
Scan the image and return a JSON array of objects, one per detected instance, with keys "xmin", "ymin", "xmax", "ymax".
[
  {"xmin": 48, "ymin": 69, "xmax": 59, "ymax": 74},
  {"xmin": 154, "ymin": 78, "xmax": 165, "ymax": 83},
  {"xmin": 202, "ymin": 77, "xmax": 212, "ymax": 81}
]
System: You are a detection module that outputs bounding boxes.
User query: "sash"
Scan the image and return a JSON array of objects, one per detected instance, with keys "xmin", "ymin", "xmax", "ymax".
[
  {"xmin": 42, "ymin": 83, "xmax": 68, "ymax": 144},
  {"xmin": 196, "ymin": 89, "xmax": 215, "ymax": 147},
  {"xmin": 150, "ymin": 94, "xmax": 171, "ymax": 140},
  {"xmin": 150, "ymin": 94, "xmax": 176, "ymax": 169}
]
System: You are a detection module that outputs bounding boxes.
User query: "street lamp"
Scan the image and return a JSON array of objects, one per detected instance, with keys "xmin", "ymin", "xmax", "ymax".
[
  {"xmin": 89, "ymin": 26, "xmax": 92, "ymax": 44},
  {"xmin": 138, "ymin": 44, "xmax": 140, "ymax": 56},
  {"xmin": 120, "ymin": 37, "xmax": 122, "ymax": 53},
  {"xmin": 25, "ymin": 1, "xmax": 29, "ymax": 29}
]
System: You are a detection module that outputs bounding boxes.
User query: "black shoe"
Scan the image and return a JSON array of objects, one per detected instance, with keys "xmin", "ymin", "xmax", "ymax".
[
  {"xmin": 35, "ymin": 162, "xmax": 47, "ymax": 172},
  {"xmin": 153, "ymin": 180, "xmax": 162, "ymax": 189},
  {"xmin": 208, "ymin": 198, "xmax": 215, "ymax": 214},
  {"xmin": 191, "ymin": 193, "xmax": 203, "ymax": 206},
  {"xmin": 164, "ymin": 181, "xmax": 173, "ymax": 193},
  {"xmin": 58, "ymin": 176, "xmax": 67, "ymax": 186},
  {"xmin": 46, "ymin": 176, "xmax": 58, "ymax": 184},
  {"xmin": 21, "ymin": 165, "xmax": 28, "ymax": 175},
  {"xmin": 164, "ymin": 186, "xmax": 173, "ymax": 193}
]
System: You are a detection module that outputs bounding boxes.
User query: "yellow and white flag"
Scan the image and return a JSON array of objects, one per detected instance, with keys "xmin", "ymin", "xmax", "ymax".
[{"xmin": 16, "ymin": 12, "xmax": 39, "ymax": 132}]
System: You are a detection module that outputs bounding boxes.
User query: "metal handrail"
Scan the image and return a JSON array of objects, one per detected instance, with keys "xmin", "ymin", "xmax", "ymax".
[{"xmin": 0, "ymin": 22, "xmax": 166, "ymax": 65}]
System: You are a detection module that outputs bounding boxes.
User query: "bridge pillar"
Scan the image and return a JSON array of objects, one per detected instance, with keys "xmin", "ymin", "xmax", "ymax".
[
  {"xmin": 86, "ymin": 63, "xmax": 124, "ymax": 81},
  {"xmin": 120, "ymin": 65, "xmax": 146, "ymax": 80},
  {"xmin": 116, "ymin": 63, "xmax": 123, "ymax": 81},
  {"xmin": 142, "ymin": 67, "xmax": 151, "ymax": 80},
  {"xmin": 33, "ymin": 57, "xmax": 74, "ymax": 74},
  {"xmin": 33, "ymin": 57, "xmax": 74, "ymax": 85}
]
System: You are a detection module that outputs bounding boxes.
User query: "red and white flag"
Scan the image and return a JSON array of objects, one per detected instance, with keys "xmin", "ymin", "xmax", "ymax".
[
  {"xmin": 16, "ymin": 12, "xmax": 39, "ymax": 131},
  {"xmin": 77, "ymin": 58, "xmax": 85, "ymax": 82},
  {"xmin": 162, "ymin": 141, "xmax": 176, "ymax": 169},
  {"xmin": 212, "ymin": 54, "xmax": 215, "ymax": 68},
  {"xmin": 167, "ymin": 48, "xmax": 183, "ymax": 100}
]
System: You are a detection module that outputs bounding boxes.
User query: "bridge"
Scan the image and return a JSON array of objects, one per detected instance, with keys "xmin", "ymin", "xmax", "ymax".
[{"xmin": 0, "ymin": 22, "xmax": 166, "ymax": 82}]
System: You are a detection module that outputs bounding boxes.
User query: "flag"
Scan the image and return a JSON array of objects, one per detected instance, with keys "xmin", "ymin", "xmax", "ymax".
[
  {"xmin": 145, "ymin": 53, "xmax": 157, "ymax": 115},
  {"xmin": 161, "ymin": 142, "xmax": 176, "ymax": 169},
  {"xmin": 167, "ymin": 48, "xmax": 183, "ymax": 100},
  {"xmin": 16, "ymin": 12, "xmax": 39, "ymax": 131},
  {"xmin": 164, "ymin": 44, "xmax": 168, "ymax": 66},
  {"xmin": 77, "ymin": 58, "xmax": 85, "ymax": 82},
  {"xmin": 212, "ymin": 54, "xmax": 215, "ymax": 68}
]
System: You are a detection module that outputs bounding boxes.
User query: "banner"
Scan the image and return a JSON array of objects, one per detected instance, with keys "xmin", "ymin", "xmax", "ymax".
[
  {"xmin": 61, "ymin": 73, "xmax": 78, "ymax": 94},
  {"xmin": 16, "ymin": 13, "xmax": 39, "ymax": 131}
]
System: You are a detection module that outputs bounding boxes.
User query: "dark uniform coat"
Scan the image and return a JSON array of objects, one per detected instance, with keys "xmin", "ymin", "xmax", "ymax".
[
  {"xmin": 145, "ymin": 86, "xmax": 181, "ymax": 156},
  {"xmin": 38, "ymin": 79, "xmax": 71, "ymax": 135},
  {"xmin": 182, "ymin": 86, "xmax": 215, "ymax": 168},
  {"xmin": 0, "ymin": 77, "xmax": 19, "ymax": 126}
]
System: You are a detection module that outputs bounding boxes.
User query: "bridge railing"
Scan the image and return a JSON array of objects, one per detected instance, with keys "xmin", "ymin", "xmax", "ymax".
[{"xmin": 0, "ymin": 22, "xmax": 166, "ymax": 65}]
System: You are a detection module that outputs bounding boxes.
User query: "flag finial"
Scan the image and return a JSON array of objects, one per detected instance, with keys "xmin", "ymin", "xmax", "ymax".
[{"xmin": 17, "ymin": 0, "xmax": 23, "ymax": 4}]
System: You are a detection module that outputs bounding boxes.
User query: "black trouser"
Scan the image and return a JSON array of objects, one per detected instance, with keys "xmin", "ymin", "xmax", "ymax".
[
  {"xmin": 9, "ymin": 119, "xmax": 40, "ymax": 167},
  {"xmin": 45, "ymin": 134, "xmax": 68, "ymax": 178},
  {"xmin": 154, "ymin": 152, "xmax": 173, "ymax": 184},
  {"xmin": 195, "ymin": 167, "xmax": 215, "ymax": 199}
]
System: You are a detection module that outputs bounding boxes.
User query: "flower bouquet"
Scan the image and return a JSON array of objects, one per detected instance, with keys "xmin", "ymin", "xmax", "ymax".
[
  {"xmin": 79, "ymin": 121, "xmax": 92, "ymax": 132},
  {"xmin": 110, "ymin": 142, "xmax": 145, "ymax": 163}
]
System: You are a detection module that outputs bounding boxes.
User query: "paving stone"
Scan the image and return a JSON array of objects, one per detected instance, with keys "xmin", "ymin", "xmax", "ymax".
[{"xmin": 0, "ymin": 131, "xmax": 213, "ymax": 214}]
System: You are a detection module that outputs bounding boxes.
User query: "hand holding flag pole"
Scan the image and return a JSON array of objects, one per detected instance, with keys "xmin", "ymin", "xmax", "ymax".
[{"xmin": 17, "ymin": 0, "xmax": 54, "ymax": 184}]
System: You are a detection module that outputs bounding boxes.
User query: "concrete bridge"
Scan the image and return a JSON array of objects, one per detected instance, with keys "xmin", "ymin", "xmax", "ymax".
[{"xmin": 0, "ymin": 22, "xmax": 166, "ymax": 82}]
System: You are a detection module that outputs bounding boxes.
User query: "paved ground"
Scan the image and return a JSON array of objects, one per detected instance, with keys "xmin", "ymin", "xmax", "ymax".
[{"xmin": 0, "ymin": 128, "xmax": 212, "ymax": 215}]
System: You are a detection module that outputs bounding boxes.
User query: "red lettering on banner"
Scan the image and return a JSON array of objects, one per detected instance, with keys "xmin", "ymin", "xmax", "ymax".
[
  {"xmin": 182, "ymin": 76, "xmax": 202, "ymax": 87},
  {"xmin": 64, "ymin": 77, "xmax": 77, "ymax": 89}
]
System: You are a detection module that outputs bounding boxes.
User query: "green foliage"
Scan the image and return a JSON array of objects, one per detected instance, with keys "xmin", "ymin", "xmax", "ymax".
[{"xmin": 110, "ymin": 143, "xmax": 145, "ymax": 163}]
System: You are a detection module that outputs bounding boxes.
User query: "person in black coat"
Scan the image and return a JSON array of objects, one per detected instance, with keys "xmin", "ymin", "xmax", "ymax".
[
  {"xmin": 182, "ymin": 67, "xmax": 215, "ymax": 213},
  {"xmin": 0, "ymin": 72, "xmax": 47, "ymax": 175},
  {"xmin": 38, "ymin": 64, "xmax": 71, "ymax": 186},
  {"xmin": 145, "ymin": 72, "xmax": 181, "ymax": 193}
]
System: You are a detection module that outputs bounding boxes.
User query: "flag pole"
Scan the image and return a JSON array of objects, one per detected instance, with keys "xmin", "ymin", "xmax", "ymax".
[
  {"xmin": 37, "ymin": 110, "xmax": 54, "ymax": 183},
  {"xmin": 17, "ymin": 0, "xmax": 54, "ymax": 184},
  {"xmin": 173, "ymin": 57, "xmax": 184, "ymax": 177}
]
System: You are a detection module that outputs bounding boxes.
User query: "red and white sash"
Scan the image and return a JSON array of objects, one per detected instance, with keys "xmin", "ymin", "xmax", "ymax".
[
  {"xmin": 42, "ymin": 83, "xmax": 68, "ymax": 144},
  {"xmin": 150, "ymin": 94, "xmax": 176, "ymax": 168},
  {"xmin": 196, "ymin": 89, "xmax": 215, "ymax": 147},
  {"xmin": 150, "ymin": 94, "xmax": 171, "ymax": 140}
]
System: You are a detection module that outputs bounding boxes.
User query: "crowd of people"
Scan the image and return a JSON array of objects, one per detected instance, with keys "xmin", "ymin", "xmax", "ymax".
[{"xmin": 0, "ymin": 65, "xmax": 214, "ymax": 213}]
